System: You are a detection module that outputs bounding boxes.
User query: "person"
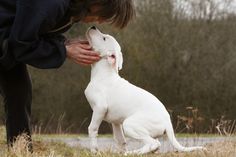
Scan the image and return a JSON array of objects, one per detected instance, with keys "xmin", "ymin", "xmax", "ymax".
[{"xmin": 0, "ymin": 0, "xmax": 135, "ymax": 151}]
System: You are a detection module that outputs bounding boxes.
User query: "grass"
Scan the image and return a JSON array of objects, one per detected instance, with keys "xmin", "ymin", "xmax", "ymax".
[
  {"xmin": 36, "ymin": 133, "xmax": 235, "ymax": 139},
  {"xmin": 0, "ymin": 127, "xmax": 235, "ymax": 157}
]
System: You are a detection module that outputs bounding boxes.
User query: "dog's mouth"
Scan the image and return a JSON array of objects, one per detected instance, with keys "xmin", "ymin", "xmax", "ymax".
[
  {"xmin": 86, "ymin": 26, "xmax": 100, "ymax": 48},
  {"xmin": 86, "ymin": 28, "xmax": 104, "ymax": 56}
]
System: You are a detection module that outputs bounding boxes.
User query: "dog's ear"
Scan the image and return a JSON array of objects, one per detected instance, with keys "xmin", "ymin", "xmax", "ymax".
[
  {"xmin": 107, "ymin": 54, "xmax": 116, "ymax": 68},
  {"xmin": 107, "ymin": 51, "xmax": 123, "ymax": 73},
  {"xmin": 117, "ymin": 51, "xmax": 123, "ymax": 71}
]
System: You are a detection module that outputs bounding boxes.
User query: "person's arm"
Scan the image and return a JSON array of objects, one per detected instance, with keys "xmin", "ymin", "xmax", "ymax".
[{"xmin": 0, "ymin": 0, "xmax": 70, "ymax": 69}]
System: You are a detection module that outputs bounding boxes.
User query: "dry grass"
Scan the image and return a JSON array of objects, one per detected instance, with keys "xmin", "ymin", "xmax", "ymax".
[{"xmin": 0, "ymin": 127, "xmax": 235, "ymax": 157}]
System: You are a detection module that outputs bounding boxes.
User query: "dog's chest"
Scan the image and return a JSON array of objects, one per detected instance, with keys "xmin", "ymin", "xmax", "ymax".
[
  {"xmin": 85, "ymin": 78, "xmax": 117, "ymax": 108},
  {"xmin": 85, "ymin": 78, "xmax": 129, "ymax": 123}
]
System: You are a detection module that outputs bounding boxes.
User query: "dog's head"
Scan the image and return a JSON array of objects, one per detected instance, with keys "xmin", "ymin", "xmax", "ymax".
[{"xmin": 86, "ymin": 26, "xmax": 123, "ymax": 72}]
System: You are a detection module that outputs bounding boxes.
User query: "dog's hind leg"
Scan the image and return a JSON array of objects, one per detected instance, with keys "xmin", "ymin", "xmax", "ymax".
[
  {"xmin": 125, "ymin": 137, "xmax": 161, "ymax": 155},
  {"xmin": 123, "ymin": 116, "xmax": 161, "ymax": 155},
  {"xmin": 112, "ymin": 124, "xmax": 127, "ymax": 152}
]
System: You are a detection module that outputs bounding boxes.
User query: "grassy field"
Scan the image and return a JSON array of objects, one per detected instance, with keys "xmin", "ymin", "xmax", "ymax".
[{"xmin": 0, "ymin": 127, "xmax": 235, "ymax": 157}]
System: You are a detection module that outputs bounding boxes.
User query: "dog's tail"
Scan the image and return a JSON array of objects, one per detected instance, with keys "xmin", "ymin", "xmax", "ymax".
[{"xmin": 165, "ymin": 119, "xmax": 204, "ymax": 152}]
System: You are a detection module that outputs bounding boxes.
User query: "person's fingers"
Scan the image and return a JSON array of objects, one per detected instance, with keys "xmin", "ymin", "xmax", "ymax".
[
  {"xmin": 66, "ymin": 43, "xmax": 101, "ymax": 66},
  {"xmin": 79, "ymin": 40, "xmax": 89, "ymax": 44},
  {"xmin": 78, "ymin": 43, "xmax": 92, "ymax": 50},
  {"xmin": 79, "ymin": 50, "xmax": 100, "ymax": 57},
  {"xmin": 71, "ymin": 57, "xmax": 98, "ymax": 66},
  {"xmin": 67, "ymin": 42, "xmax": 91, "ymax": 50},
  {"xmin": 78, "ymin": 53, "xmax": 100, "ymax": 61}
]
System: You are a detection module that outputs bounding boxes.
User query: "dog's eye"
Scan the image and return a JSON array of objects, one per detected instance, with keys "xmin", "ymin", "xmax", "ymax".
[{"xmin": 103, "ymin": 37, "xmax": 106, "ymax": 41}]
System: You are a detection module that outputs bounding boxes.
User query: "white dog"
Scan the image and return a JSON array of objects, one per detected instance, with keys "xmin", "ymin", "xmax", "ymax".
[{"xmin": 85, "ymin": 26, "xmax": 204, "ymax": 154}]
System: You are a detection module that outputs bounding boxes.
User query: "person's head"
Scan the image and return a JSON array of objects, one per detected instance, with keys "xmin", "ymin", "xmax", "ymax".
[{"xmin": 70, "ymin": 0, "xmax": 136, "ymax": 29}]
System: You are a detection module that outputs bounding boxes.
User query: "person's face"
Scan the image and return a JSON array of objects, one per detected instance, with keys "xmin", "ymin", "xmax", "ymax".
[
  {"xmin": 80, "ymin": 16, "xmax": 105, "ymax": 24},
  {"xmin": 80, "ymin": 5, "xmax": 106, "ymax": 24}
]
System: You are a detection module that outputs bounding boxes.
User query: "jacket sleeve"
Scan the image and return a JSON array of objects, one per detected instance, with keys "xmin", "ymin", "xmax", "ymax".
[{"xmin": 1, "ymin": 0, "xmax": 70, "ymax": 69}]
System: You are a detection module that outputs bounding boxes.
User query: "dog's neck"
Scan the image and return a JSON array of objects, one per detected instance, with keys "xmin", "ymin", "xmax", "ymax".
[{"xmin": 90, "ymin": 59, "xmax": 119, "ymax": 82}]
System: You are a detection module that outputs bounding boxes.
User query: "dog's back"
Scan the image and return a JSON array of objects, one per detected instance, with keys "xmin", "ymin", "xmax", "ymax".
[{"xmin": 91, "ymin": 76, "xmax": 169, "ymax": 123}]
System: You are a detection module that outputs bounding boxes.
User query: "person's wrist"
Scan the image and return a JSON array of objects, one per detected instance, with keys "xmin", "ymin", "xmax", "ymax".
[{"xmin": 65, "ymin": 45, "xmax": 72, "ymax": 59}]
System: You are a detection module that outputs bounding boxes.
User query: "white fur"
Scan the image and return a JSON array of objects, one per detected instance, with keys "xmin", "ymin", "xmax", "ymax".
[{"xmin": 85, "ymin": 27, "xmax": 205, "ymax": 154}]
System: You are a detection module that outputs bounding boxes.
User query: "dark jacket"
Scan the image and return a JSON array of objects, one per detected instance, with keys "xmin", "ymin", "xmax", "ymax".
[{"xmin": 0, "ymin": 0, "xmax": 75, "ymax": 70}]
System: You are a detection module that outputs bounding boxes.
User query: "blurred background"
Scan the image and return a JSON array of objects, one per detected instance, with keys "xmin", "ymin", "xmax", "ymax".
[{"xmin": 0, "ymin": 0, "xmax": 235, "ymax": 135}]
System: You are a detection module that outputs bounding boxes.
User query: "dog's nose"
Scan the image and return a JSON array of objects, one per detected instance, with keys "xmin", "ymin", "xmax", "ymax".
[{"xmin": 91, "ymin": 26, "xmax": 96, "ymax": 30}]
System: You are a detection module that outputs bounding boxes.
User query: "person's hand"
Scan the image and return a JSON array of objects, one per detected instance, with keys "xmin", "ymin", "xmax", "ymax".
[{"xmin": 65, "ymin": 39, "xmax": 100, "ymax": 66}]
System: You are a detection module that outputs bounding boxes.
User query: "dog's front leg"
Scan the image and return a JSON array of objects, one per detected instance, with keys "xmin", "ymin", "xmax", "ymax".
[
  {"xmin": 112, "ymin": 124, "xmax": 127, "ymax": 152},
  {"xmin": 88, "ymin": 106, "xmax": 107, "ymax": 153}
]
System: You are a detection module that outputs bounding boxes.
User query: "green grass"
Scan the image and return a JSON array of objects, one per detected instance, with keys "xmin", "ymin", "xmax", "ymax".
[{"xmin": 0, "ymin": 126, "xmax": 235, "ymax": 157}]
